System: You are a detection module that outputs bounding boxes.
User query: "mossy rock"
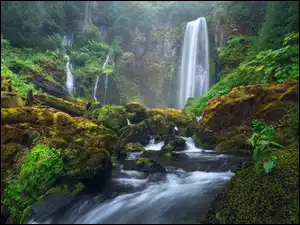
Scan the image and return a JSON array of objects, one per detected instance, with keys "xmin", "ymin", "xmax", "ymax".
[
  {"xmin": 124, "ymin": 142, "xmax": 145, "ymax": 152},
  {"xmin": 124, "ymin": 102, "xmax": 147, "ymax": 123},
  {"xmin": 215, "ymin": 137, "xmax": 252, "ymax": 154},
  {"xmin": 1, "ymin": 92, "xmax": 25, "ymax": 108},
  {"xmin": 119, "ymin": 121, "xmax": 150, "ymax": 147},
  {"xmin": 123, "ymin": 158, "xmax": 166, "ymax": 173},
  {"xmin": 196, "ymin": 80, "xmax": 299, "ymax": 150},
  {"xmin": 97, "ymin": 105, "xmax": 127, "ymax": 132},
  {"xmin": 200, "ymin": 142, "xmax": 299, "ymax": 224}
]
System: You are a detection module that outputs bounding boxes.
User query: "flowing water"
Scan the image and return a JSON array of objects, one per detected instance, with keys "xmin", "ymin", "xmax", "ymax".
[
  {"xmin": 178, "ymin": 17, "xmax": 209, "ymax": 109},
  {"xmin": 63, "ymin": 35, "xmax": 74, "ymax": 95},
  {"xmin": 28, "ymin": 137, "xmax": 248, "ymax": 224},
  {"xmin": 93, "ymin": 55, "xmax": 110, "ymax": 102}
]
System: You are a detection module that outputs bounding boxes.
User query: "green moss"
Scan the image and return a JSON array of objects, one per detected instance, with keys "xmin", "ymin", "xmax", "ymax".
[
  {"xmin": 97, "ymin": 105, "xmax": 127, "ymax": 132},
  {"xmin": 215, "ymin": 138, "xmax": 252, "ymax": 153},
  {"xmin": 136, "ymin": 157, "xmax": 153, "ymax": 166},
  {"xmin": 124, "ymin": 142, "xmax": 145, "ymax": 152},
  {"xmin": 201, "ymin": 142, "xmax": 299, "ymax": 224}
]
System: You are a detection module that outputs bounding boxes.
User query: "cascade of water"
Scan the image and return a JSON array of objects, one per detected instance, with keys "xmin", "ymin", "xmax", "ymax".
[
  {"xmin": 63, "ymin": 35, "xmax": 74, "ymax": 95},
  {"xmin": 93, "ymin": 55, "xmax": 110, "ymax": 102},
  {"xmin": 177, "ymin": 17, "xmax": 209, "ymax": 109},
  {"xmin": 127, "ymin": 119, "xmax": 132, "ymax": 125}
]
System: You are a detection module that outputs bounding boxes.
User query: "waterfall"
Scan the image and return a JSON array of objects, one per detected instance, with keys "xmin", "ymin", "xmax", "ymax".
[
  {"xmin": 93, "ymin": 55, "xmax": 110, "ymax": 102},
  {"xmin": 177, "ymin": 17, "xmax": 209, "ymax": 109},
  {"xmin": 63, "ymin": 35, "xmax": 74, "ymax": 95}
]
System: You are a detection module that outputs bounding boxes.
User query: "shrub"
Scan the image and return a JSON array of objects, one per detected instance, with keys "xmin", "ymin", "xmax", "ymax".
[{"xmin": 2, "ymin": 144, "xmax": 63, "ymax": 223}]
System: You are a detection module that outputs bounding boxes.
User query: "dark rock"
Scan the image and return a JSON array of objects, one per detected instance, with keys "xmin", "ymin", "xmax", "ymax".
[
  {"xmin": 119, "ymin": 122, "xmax": 150, "ymax": 147},
  {"xmin": 29, "ymin": 192, "xmax": 75, "ymax": 223},
  {"xmin": 31, "ymin": 74, "xmax": 69, "ymax": 98},
  {"xmin": 123, "ymin": 158, "xmax": 166, "ymax": 173},
  {"xmin": 170, "ymin": 137, "xmax": 186, "ymax": 151}
]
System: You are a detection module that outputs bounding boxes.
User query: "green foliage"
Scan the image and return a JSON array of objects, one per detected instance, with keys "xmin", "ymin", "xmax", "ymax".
[
  {"xmin": 111, "ymin": 36, "xmax": 123, "ymax": 58},
  {"xmin": 256, "ymin": 1, "xmax": 299, "ymax": 50},
  {"xmin": 1, "ymin": 62, "xmax": 41, "ymax": 97},
  {"xmin": 249, "ymin": 121, "xmax": 284, "ymax": 174},
  {"xmin": 186, "ymin": 33, "xmax": 299, "ymax": 115},
  {"xmin": 73, "ymin": 52, "xmax": 89, "ymax": 67},
  {"xmin": 113, "ymin": 15, "xmax": 132, "ymax": 44},
  {"xmin": 2, "ymin": 144, "xmax": 63, "ymax": 223},
  {"xmin": 97, "ymin": 105, "xmax": 127, "ymax": 132}
]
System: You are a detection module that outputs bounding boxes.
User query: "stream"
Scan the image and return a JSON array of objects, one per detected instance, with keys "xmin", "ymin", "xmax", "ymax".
[{"xmin": 28, "ymin": 137, "xmax": 247, "ymax": 224}]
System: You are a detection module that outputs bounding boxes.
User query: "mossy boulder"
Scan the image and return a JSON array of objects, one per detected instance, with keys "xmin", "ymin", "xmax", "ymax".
[
  {"xmin": 1, "ymin": 92, "xmax": 25, "ymax": 108},
  {"xmin": 161, "ymin": 137, "xmax": 186, "ymax": 152},
  {"xmin": 123, "ymin": 158, "xmax": 166, "ymax": 173},
  {"xmin": 200, "ymin": 142, "xmax": 299, "ymax": 224},
  {"xmin": 97, "ymin": 105, "xmax": 127, "ymax": 132},
  {"xmin": 196, "ymin": 80, "xmax": 299, "ymax": 150},
  {"xmin": 124, "ymin": 102, "xmax": 147, "ymax": 123},
  {"xmin": 119, "ymin": 122, "xmax": 150, "ymax": 147},
  {"xmin": 146, "ymin": 108, "xmax": 196, "ymax": 137},
  {"xmin": 124, "ymin": 142, "xmax": 145, "ymax": 152}
]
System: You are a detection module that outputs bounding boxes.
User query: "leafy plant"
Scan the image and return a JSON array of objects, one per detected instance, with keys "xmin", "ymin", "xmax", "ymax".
[
  {"xmin": 2, "ymin": 144, "xmax": 63, "ymax": 223},
  {"xmin": 249, "ymin": 121, "xmax": 284, "ymax": 174}
]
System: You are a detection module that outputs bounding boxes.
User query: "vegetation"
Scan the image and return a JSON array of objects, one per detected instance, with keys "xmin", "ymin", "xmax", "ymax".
[
  {"xmin": 249, "ymin": 120, "xmax": 284, "ymax": 174},
  {"xmin": 2, "ymin": 144, "xmax": 63, "ymax": 223}
]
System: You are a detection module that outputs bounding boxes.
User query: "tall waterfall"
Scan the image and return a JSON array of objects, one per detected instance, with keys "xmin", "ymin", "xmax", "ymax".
[
  {"xmin": 93, "ymin": 55, "xmax": 110, "ymax": 102},
  {"xmin": 63, "ymin": 35, "xmax": 74, "ymax": 95},
  {"xmin": 177, "ymin": 17, "xmax": 209, "ymax": 109}
]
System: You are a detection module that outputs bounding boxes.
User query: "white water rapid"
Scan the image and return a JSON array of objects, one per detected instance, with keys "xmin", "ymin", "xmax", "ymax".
[
  {"xmin": 28, "ymin": 137, "xmax": 249, "ymax": 224},
  {"xmin": 178, "ymin": 17, "xmax": 209, "ymax": 109},
  {"xmin": 93, "ymin": 55, "xmax": 110, "ymax": 102}
]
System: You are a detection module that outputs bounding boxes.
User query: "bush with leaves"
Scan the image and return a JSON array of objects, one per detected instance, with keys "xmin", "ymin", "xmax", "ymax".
[
  {"xmin": 2, "ymin": 144, "xmax": 63, "ymax": 223},
  {"xmin": 249, "ymin": 120, "xmax": 284, "ymax": 174}
]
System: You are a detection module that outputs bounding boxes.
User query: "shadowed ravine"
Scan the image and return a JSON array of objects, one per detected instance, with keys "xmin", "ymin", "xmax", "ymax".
[{"xmin": 28, "ymin": 138, "xmax": 247, "ymax": 224}]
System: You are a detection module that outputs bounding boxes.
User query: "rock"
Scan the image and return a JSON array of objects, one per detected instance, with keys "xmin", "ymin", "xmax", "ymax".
[
  {"xmin": 196, "ymin": 80, "xmax": 299, "ymax": 150},
  {"xmin": 33, "ymin": 94, "xmax": 85, "ymax": 117},
  {"xmin": 169, "ymin": 137, "xmax": 186, "ymax": 151},
  {"xmin": 1, "ymin": 77, "xmax": 10, "ymax": 92},
  {"xmin": 29, "ymin": 192, "xmax": 75, "ymax": 224},
  {"xmin": 31, "ymin": 74, "xmax": 69, "ymax": 98},
  {"xmin": 146, "ymin": 108, "xmax": 197, "ymax": 137},
  {"xmin": 124, "ymin": 142, "xmax": 145, "ymax": 152},
  {"xmin": 97, "ymin": 105, "xmax": 127, "ymax": 133},
  {"xmin": 119, "ymin": 122, "xmax": 150, "ymax": 147},
  {"xmin": 1, "ymin": 91, "xmax": 25, "ymax": 108},
  {"xmin": 124, "ymin": 102, "xmax": 147, "ymax": 123},
  {"xmin": 123, "ymin": 158, "xmax": 166, "ymax": 173}
]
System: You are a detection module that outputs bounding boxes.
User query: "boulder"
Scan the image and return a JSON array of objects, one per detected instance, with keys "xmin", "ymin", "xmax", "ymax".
[
  {"xmin": 119, "ymin": 122, "xmax": 150, "ymax": 147},
  {"xmin": 97, "ymin": 105, "xmax": 127, "ymax": 133},
  {"xmin": 195, "ymin": 80, "xmax": 299, "ymax": 150},
  {"xmin": 124, "ymin": 142, "xmax": 145, "ymax": 152},
  {"xmin": 123, "ymin": 158, "xmax": 166, "ymax": 173},
  {"xmin": 1, "ymin": 92, "xmax": 24, "ymax": 108},
  {"xmin": 124, "ymin": 102, "xmax": 147, "ymax": 123}
]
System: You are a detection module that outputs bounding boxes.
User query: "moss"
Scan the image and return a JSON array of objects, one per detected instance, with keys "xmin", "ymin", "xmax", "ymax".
[
  {"xmin": 200, "ymin": 142, "xmax": 299, "ymax": 224},
  {"xmin": 124, "ymin": 102, "xmax": 147, "ymax": 123},
  {"xmin": 1, "ymin": 92, "xmax": 25, "ymax": 108},
  {"xmin": 124, "ymin": 142, "xmax": 145, "ymax": 152},
  {"xmin": 136, "ymin": 157, "xmax": 153, "ymax": 166},
  {"xmin": 97, "ymin": 105, "xmax": 127, "ymax": 132},
  {"xmin": 71, "ymin": 182, "xmax": 85, "ymax": 195},
  {"xmin": 196, "ymin": 81, "xmax": 299, "ymax": 151},
  {"xmin": 215, "ymin": 137, "xmax": 252, "ymax": 153}
]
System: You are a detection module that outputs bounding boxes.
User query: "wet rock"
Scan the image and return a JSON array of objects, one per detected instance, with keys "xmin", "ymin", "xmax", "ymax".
[{"xmin": 123, "ymin": 158, "xmax": 166, "ymax": 173}]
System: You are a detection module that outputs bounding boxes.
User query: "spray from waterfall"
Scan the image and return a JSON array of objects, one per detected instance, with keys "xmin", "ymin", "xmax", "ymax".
[
  {"xmin": 93, "ymin": 55, "xmax": 110, "ymax": 102},
  {"xmin": 177, "ymin": 17, "xmax": 209, "ymax": 109},
  {"xmin": 63, "ymin": 35, "xmax": 74, "ymax": 95}
]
